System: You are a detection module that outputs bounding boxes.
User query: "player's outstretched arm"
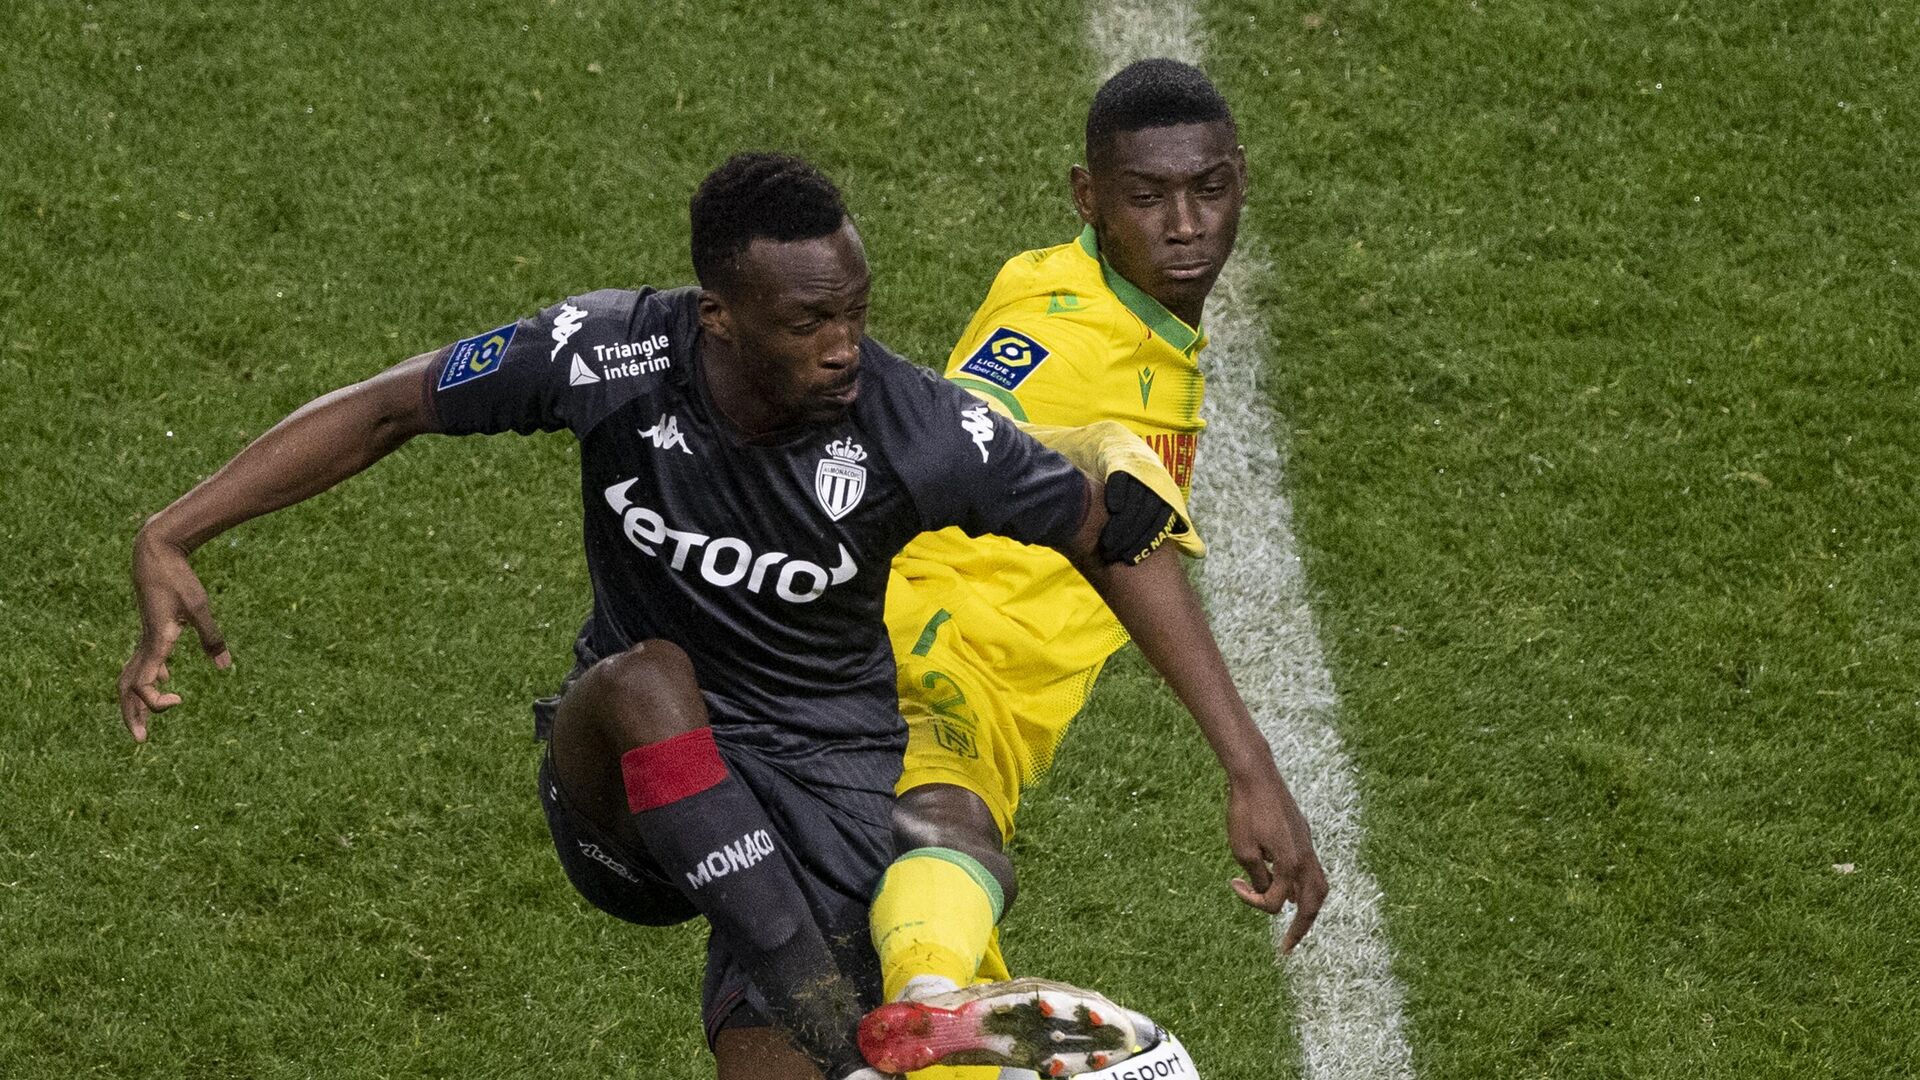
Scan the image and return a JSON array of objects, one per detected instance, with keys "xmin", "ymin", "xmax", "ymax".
[
  {"xmin": 1065, "ymin": 481, "xmax": 1329, "ymax": 952},
  {"xmin": 119, "ymin": 352, "xmax": 442, "ymax": 742}
]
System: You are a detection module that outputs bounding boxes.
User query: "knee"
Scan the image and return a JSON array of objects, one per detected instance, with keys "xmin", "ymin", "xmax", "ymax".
[
  {"xmin": 891, "ymin": 784, "xmax": 1018, "ymax": 910},
  {"xmin": 561, "ymin": 639, "xmax": 709, "ymax": 747},
  {"xmin": 598, "ymin": 639, "xmax": 698, "ymax": 695}
]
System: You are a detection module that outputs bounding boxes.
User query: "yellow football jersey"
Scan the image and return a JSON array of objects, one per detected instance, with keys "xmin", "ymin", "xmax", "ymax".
[
  {"xmin": 937, "ymin": 227, "xmax": 1206, "ymax": 487},
  {"xmin": 886, "ymin": 226, "xmax": 1208, "ymax": 810}
]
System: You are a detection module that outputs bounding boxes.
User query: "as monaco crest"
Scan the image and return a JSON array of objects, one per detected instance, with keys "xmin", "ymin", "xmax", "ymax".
[{"xmin": 815, "ymin": 438, "xmax": 868, "ymax": 521}]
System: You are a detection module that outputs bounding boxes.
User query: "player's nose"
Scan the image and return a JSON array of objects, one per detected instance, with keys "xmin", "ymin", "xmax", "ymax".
[
  {"xmin": 1165, "ymin": 193, "xmax": 1203, "ymax": 243},
  {"xmin": 822, "ymin": 322, "xmax": 860, "ymax": 369}
]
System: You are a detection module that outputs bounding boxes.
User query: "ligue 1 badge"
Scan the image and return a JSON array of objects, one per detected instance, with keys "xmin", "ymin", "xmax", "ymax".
[{"xmin": 815, "ymin": 438, "xmax": 868, "ymax": 521}]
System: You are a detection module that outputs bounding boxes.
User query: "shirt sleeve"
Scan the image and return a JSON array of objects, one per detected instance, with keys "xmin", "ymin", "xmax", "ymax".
[
  {"xmin": 943, "ymin": 307, "xmax": 1112, "ymax": 427},
  {"xmin": 427, "ymin": 292, "xmax": 624, "ymax": 436},
  {"xmin": 1013, "ymin": 419, "xmax": 1204, "ymax": 558},
  {"xmin": 890, "ymin": 365, "xmax": 1089, "ymax": 553}
]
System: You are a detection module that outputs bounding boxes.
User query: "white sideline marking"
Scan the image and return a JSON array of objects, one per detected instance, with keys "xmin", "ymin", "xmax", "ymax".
[{"xmin": 1086, "ymin": 6, "xmax": 1417, "ymax": 1079}]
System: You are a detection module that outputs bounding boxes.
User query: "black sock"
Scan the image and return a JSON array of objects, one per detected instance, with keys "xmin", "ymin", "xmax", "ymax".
[{"xmin": 622, "ymin": 729, "xmax": 866, "ymax": 1076}]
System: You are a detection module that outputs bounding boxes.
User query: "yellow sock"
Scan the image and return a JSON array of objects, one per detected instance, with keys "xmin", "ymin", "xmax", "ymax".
[{"xmin": 870, "ymin": 847, "xmax": 1004, "ymax": 1003}]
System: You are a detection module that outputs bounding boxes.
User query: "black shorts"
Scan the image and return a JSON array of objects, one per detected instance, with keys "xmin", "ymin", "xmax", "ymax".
[{"xmin": 535, "ymin": 714, "xmax": 891, "ymax": 1045}]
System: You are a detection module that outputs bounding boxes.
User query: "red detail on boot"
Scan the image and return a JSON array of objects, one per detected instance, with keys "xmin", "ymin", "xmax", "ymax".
[
  {"xmin": 621, "ymin": 728, "xmax": 728, "ymax": 813},
  {"xmin": 859, "ymin": 1001, "xmax": 976, "ymax": 1074}
]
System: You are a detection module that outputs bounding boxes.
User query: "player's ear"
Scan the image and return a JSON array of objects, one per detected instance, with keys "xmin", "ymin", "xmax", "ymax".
[
  {"xmin": 1070, "ymin": 164, "xmax": 1097, "ymax": 226},
  {"xmin": 697, "ymin": 289, "xmax": 735, "ymax": 345},
  {"xmin": 1234, "ymin": 144, "xmax": 1250, "ymax": 205}
]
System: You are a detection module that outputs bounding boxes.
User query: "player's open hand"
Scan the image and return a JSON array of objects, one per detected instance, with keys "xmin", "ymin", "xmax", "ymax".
[
  {"xmin": 118, "ymin": 532, "xmax": 231, "ymax": 742},
  {"xmin": 1225, "ymin": 769, "xmax": 1328, "ymax": 952}
]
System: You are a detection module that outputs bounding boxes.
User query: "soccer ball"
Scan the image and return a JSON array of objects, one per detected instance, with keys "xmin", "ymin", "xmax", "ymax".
[{"xmin": 1075, "ymin": 1028, "xmax": 1200, "ymax": 1079}]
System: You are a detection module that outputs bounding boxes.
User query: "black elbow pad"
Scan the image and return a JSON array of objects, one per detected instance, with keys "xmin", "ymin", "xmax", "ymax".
[{"xmin": 1099, "ymin": 472, "xmax": 1180, "ymax": 565}]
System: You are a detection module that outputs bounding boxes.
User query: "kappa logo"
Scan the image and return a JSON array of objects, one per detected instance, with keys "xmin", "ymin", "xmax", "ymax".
[
  {"xmin": 684, "ymin": 830, "xmax": 777, "ymax": 890},
  {"xmin": 960, "ymin": 404, "xmax": 995, "ymax": 463},
  {"xmin": 549, "ymin": 303, "xmax": 588, "ymax": 361},
  {"xmin": 603, "ymin": 479, "xmax": 859, "ymax": 603},
  {"xmin": 640, "ymin": 413, "xmax": 692, "ymax": 454},
  {"xmin": 814, "ymin": 438, "xmax": 868, "ymax": 521}
]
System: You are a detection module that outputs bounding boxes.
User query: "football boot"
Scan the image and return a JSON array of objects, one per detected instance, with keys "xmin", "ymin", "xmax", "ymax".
[{"xmin": 858, "ymin": 976, "xmax": 1159, "ymax": 1077}]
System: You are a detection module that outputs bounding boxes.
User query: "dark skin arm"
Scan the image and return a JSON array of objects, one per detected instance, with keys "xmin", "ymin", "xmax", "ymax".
[
  {"xmin": 1063, "ymin": 476, "xmax": 1329, "ymax": 951},
  {"xmin": 117, "ymin": 352, "xmax": 442, "ymax": 742}
]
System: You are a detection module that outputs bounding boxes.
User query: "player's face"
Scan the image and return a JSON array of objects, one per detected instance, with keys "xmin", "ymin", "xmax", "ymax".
[
  {"xmin": 704, "ymin": 220, "xmax": 871, "ymax": 430},
  {"xmin": 1073, "ymin": 121, "xmax": 1247, "ymax": 327}
]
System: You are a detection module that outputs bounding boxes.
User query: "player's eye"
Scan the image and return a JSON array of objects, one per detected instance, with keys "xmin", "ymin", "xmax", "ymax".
[
  {"xmin": 1129, "ymin": 192, "xmax": 1162, "ymax": 206},
  {"xmin": 790, "ymin": 318, "xmax": 824, "ymax": 334},
  {"xmin": 1197, "ymin": 181, "xmax": 1228, "ymax": 197}
]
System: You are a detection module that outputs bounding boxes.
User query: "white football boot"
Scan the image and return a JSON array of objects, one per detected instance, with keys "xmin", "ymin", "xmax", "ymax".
[{"xmin": 858, "ymin": 976, "xmax": 1161, "ymax": 1077}]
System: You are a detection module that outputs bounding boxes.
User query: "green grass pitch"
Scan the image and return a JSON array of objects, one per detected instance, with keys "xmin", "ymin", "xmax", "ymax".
[{"xmin": 3, "ymin": 0, "xmax": 1915, "ymax": 1077}]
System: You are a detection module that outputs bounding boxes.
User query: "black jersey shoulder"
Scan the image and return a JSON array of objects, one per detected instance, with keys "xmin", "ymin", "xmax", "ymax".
[
  {"xmin": 430, "ymin": 285, "xmax": 676, "ymax": 437},
  {"xmin": 845, "ymin": 341, "xmax": 957, "ymax": 436},
  {"xmin": 846, "ymin": 339, "xmax": 1089, "ymax": 548},
  {"xmin": 540, "ymin": 286, "xmax": 697, "ymax": 438}
]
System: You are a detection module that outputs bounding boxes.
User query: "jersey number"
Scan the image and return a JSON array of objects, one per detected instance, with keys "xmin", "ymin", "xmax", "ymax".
[{"xmin": 920, "ymin": 670, "xmax": 981, "ymax": 760}]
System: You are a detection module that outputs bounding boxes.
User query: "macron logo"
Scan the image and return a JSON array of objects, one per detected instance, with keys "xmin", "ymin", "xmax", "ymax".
[
  {"xmin": 960, "ymin": 404, "xmax": 995, "ymax": 462},
  {"xmin": 641, "ymin": 414, "xmax": 692, "ymax": 454},
  {"xmin": 685, "ymin": 830, "xmax": 777, "ymax": 890}
]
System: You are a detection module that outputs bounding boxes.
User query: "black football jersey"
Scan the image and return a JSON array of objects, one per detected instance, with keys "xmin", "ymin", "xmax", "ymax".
[{"xmin": 427, "ymin": 287, "xmax": 1087, "ymax": 791}]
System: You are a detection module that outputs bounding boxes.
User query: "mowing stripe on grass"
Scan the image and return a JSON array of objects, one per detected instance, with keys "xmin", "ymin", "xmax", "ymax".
[{"xmin": 1085, "ymin": 4, "xmax": 1417, "ymax": 1078}]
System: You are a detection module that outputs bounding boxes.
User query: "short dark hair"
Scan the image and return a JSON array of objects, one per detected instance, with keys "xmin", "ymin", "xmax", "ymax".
[
  {"xmin": 1085, "ymin": 59, "xmax": 1235, "ymax": 166},
  {"xmin": 690, "ymin": 152, "xmax": 847, "ymax": 289}
]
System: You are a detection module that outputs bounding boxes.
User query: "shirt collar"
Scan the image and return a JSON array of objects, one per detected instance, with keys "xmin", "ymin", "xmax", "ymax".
[{"xmin": 1077, "ymin": 226, "xmax": 1203, "ymax": 355}]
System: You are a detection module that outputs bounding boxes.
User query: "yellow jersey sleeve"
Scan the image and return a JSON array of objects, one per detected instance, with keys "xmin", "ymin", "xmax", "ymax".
[
  {"xmin": 1003, "ymin": 419, "xmax": 1204, "ymax": 558},
  {"xmin": 941, "ymin": 236, "xmax": 1206, "ymax": 499},
  {"xmin": 940, "ymin": 243, "xmax": 1112, "ymax": 418}
]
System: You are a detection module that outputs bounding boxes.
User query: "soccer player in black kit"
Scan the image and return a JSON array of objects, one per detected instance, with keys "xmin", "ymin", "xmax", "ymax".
[{"xmin": 118, "ymin": 154, "xmax": 1325, "ymax": 1080}]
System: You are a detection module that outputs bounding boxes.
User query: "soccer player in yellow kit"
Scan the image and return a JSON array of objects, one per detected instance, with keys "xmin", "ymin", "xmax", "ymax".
[{"xmin": 858, "ymin": 61, "xmax": 1328, "ymax": 1078}]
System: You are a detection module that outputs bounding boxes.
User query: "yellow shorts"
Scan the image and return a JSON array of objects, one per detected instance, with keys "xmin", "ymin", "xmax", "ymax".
[
  {"xmin": 896, "ymin": 645, "xmax": 1029, "ymax": 841},
  {"xmin": 891, "ymin": 597, "xmax": 1110, "ymax": 843}
]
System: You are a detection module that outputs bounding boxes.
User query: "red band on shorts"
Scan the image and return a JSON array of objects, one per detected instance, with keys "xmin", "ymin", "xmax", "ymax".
[{"xmin": 621, "ymin": 728, "xmax": 728, "ymax": 813}]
